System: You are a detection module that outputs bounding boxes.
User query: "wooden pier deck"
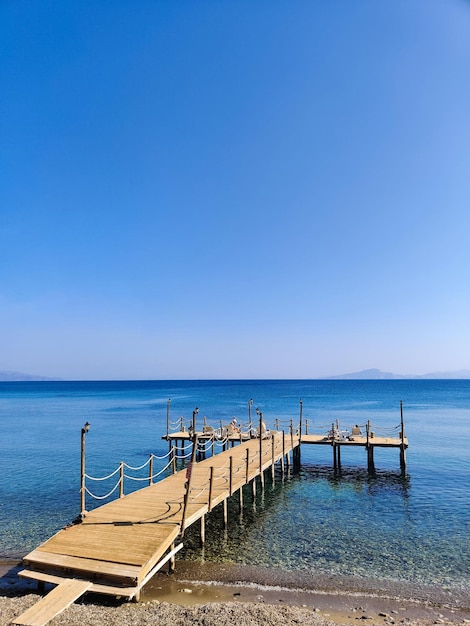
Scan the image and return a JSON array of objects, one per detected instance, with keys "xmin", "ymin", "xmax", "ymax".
[
  {"xmin": 14, "ymin": 403, "xmax": 409, "ymax": 625},
  {"xmin": 15, "ymin": 431, "xmax": 298, "ymax": 625}
]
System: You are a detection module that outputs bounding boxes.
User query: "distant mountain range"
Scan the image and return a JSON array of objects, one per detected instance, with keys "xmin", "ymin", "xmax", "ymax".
[
  {"xmin": 324, "ymin": 368, "xmax": 470, "ymax": 380},
  {"xmin": 0, "ymin": 370, "xmax": 61, "ymax": 381}
]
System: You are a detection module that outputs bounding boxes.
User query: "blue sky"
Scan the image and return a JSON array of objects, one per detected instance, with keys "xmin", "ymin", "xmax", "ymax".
[{"xmin": 1, "ymin": 0, "xmax": 469, "ymax": 380}]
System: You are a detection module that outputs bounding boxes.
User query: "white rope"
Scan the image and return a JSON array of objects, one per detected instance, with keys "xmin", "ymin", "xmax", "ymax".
[
  {"xmin": 123, "ymin": 458, "xmax": 151, "ymax": 471},
  {"xmin": 84, "ymin": 480, "xmax": 121, "ymax": 500},
  {"xmin": 84, "ymin": 466, "xmax": 121, "ymax": 481},
  {"xmin": 152, "ymin": 448, "xmax": 176, "ymax": 460}
]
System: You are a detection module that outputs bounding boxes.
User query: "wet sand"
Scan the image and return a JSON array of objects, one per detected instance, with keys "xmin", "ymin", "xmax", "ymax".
[{"xmin": 1, "ymin": 559, "xmax": 469, "ymax": 626}]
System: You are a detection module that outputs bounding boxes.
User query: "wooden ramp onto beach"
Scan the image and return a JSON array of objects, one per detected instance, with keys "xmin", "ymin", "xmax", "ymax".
[{"xmin": 14, "ymin": 431, "xmax": 299, "ymax": 626}]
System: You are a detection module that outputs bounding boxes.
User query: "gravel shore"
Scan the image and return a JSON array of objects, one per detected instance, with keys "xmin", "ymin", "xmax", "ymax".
[
  {"xmin": 0, "ymin": 594, "xmax": 463, "ymax": 626},
  {"xmin": 1, "ymin": 561, "xmax": 469, "ymax": 626}
]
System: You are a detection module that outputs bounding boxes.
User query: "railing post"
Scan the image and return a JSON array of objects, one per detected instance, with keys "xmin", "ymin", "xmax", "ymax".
[
  {"xmin": 257, "ymin": 409, "xmax": 264, "ymax": 489},
  {"xmin": 229, "ymin": 456, "xmax": 233, "ymax": 495},
  {"xmin": 171, "ymin": 445, "xmax": 176, "ymax": 474},
  {"xmin": 299, "ymin": 399, "xmax": 303, "ymax": 434},
  {"xmin": 149, "ymin": 454, "xmax": 153, "ymax": 486},
  {"xmin": 208, "ymin": 466, "xmax": 214, "ymax": 512},
  {"xmin": 305, "ymin": 418, "xmax": 309, "ymax": 435},
  {"xmin": 281, "ymin": 430, "xmax": 285, "ymax": 473},
  {"xmin": 80, "ymin": 422, "xmax": 90, "ymax": 516},
  {"xmin": 180, "ymin": 431, "xmax": 198, "ymax": 536},
  {"xmin": 248, "ymin": 398, "xmax": 253, "ymax": 435},
  {"xmin": 271, "ymin": 433, "xmax": 275, "ymax": 482},
  {"xmin": 119, "ymin": 462, "xmax": 124, "ymax": 498},
  {"xmin": 275, "ymin": 418, "xmax": 279, "ymax": 431},
  {"xmin": 166, "ymin": 398, "xmax": 171, "ymax": 438},
  {"xmin": 245, "ymin": 448, "xmax": 250, "ymax": 483}
]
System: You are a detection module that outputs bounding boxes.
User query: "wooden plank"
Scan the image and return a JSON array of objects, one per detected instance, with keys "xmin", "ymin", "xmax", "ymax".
[
  {"xmin": 24, "ymin": 550, "xmax": 140, "ymax": 581},
  {"xmin": 18, "ymin": 570, "xmax": 137, "ymax": 597},
  {"xmin": 12, "ymin": 578, "xmax": 92, "ymax": 626}
]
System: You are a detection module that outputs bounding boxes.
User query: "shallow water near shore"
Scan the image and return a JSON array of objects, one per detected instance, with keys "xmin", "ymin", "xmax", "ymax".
[{"xmin": 1, "ymin": 379, "xmax": 469, "ymax": 606}]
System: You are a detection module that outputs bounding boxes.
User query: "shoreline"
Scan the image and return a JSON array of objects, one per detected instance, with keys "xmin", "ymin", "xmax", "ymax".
[{"xmin": 1, "ymin": 559, "xmax": 469, "ymax": 625}]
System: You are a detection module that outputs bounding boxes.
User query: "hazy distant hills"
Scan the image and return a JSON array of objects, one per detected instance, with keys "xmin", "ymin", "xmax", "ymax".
[
  {"xmin": 324, "ymin": 368, "xmax": 470, "ymax": 380},
  {"xmin": 1, "ymin": 368, "xmax": 470, "ymax": 381},
  {"xmin": 0, "ymin": 370, "xmax": 61, "ymax": 381}
]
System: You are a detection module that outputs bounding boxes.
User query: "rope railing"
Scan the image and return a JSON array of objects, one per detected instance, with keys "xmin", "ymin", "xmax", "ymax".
[
  {"xmin": 84, "ymin": 480, "xmax": 122, "ymax": 501},
  {"xmin": 82, "ymin": 444, "xmax": 186, "ymax": 507}
]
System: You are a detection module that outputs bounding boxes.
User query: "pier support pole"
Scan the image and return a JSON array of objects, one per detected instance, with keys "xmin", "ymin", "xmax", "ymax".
[
  {"xmin": 169, "ymin": 542, "xmax": 175, "ymax": 573},
  {"xmin": 200, "ymin": 515, "xmax": 205, "ymax": 546},
  {"xmin": 293, "ymin": 444, "xmax": 301, "ymax": 472},
  {"xmin": 271, "ymin": 435, "xmax": 275, "ymax": 482},
  {"xmin": 281, "ymin": 431, "xmax": 285, "ymax": 474},
  {"xmin": 366, "ymin": 419, "xmax": 375, "ymax": 473},
  {"xmin": 223, "ymin": 500, "xmax": 228, "ymax": 528},
  {"xmin": 400, "ymin": 400, "xmax": 407, "ymax": 473},
  {"xmin": 257, "ymin": 409, "xmax": 265, "ymax": 491}
]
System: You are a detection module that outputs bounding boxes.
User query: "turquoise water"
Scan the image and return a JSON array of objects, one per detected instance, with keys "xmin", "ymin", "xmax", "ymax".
[{"xmin": 1, "ymin": 380, "xmax": 469, "ymax": 600}]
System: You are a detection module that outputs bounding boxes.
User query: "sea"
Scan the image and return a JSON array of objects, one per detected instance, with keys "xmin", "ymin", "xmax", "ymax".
[{"xmin": 0, "ymin": 379, "xmax": 469, "ymax": 607}]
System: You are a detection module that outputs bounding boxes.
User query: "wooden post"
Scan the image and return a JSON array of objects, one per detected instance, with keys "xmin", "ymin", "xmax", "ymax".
[
  {"xmin": 305, "ymin": 418, "xmax": 309, "ymax": 435},
  {"xmin": 119, "ymin": 462, "xmax": 124, "ymax": 498},
  {"xmin": 281, "ymin": 430, "xmax": 285, "ymax": 473},
  {"xmin": 171, "ymin": 445, "xmax": 176, "ymax": 474},
  {"xmin": 229, "ymin": 456, "xmax": 233, "ymax": 496},
  {"xmin": 223, "ymin": 499, "xmax": 228, "ymax": 528},
  {"xmin": 366, "ymin": 421, "xmax": 374, "ymax": 472},
  {"xmin": 299, "ymin": 399, "xmax": 303, "ymax": 435},
  {"xmin": 258, "ymin": 410, "xmax": 264, "ymax": 490},
  {"xmin": 275, "ymin": 418, "xmax": 279, "ymax": 431},
  {"xmin": 248, "ymin": 398, "xmax": 253, "ymax": 435},
  {"xmin": 293, "ymin": 442, "xmax": 301, "ymax": 472},
  {"xmin": 180, "ymin": 431, "xmax": 198, "ymax": 536},
  {"xmin": 200, "ymin": 514, "xmax": 205, "ymax": 546},
  {"xmin": 149, "ymin": 454, "xmax": 153, "ymax": 486},
  {"xmin": 367, "ymin": 444, "xmax": 375, "ymax": 472},
  {"xmin": 80, "ymin": 422, "xmax": 90, "ymax": 516},
  {"xmin": 400, "ymin": 400, "xmax": 407, "ymax": 472},
  {"xmin": 208, "ymin": 466, "xmax": 214, "ymax": 512},
  {"xmin": 239, "ymin": 484, "xmax": 243, "ymax": 510},
  {"xmin": 166, "ymin": 398, "xmax": 171, "ymax": 438},
  {"xmin": 245, "ymin": 448, "xmax": 250, "ymax": 483},
  {"xmin": 169, "ymin": 542, "xmax": 176, "ymax": 573},
  {"xmin": 271, "ymin": 434, "xmax": 275, "ymax": 482}
]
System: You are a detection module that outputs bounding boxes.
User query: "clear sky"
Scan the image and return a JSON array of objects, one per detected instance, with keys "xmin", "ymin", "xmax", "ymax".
[{"xmin": 1, "ymin": 0, "xmax": 469, "ymax": 380}]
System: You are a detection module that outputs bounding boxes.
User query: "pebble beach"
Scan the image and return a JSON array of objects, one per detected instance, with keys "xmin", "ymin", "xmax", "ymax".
[{"xmin": 1, "ymin": 560, "xmax": 469, "ymax": 626}]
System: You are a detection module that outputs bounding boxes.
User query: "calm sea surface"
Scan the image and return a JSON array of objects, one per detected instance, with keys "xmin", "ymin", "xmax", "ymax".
[{"xmin": 1, "ymin": 380, "xmax": 469, "ymax": 603}]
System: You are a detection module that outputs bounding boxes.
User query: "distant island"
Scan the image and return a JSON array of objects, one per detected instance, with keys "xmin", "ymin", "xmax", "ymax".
[
  {"xmin": 1, "ymin": 368, "xmax": 470, "ymax": 381},
  {"xmin": 323, "ymin": 368, "xmax": 470, "ymax": 380},
  {"xmin": 0, "ymin": 370, "xmax": 61, "ymax": 382}
]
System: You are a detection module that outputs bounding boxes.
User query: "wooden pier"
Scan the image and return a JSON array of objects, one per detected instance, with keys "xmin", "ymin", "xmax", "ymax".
[
  {"xmin": 14, "ymin": 430, "xmax": 299, "ymax": 625},
  {"xmin": 14, "ymin": 402, "xmax": 408, "ymax": 625}
]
